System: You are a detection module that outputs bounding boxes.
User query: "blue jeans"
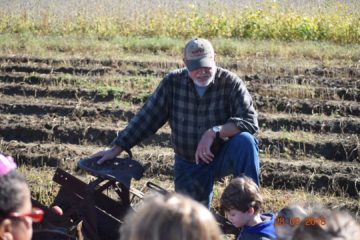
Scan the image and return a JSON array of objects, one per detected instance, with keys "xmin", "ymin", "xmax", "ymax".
[{"xmin": 174, "ymin": 132, "xmax": 259, "ymax": 208}]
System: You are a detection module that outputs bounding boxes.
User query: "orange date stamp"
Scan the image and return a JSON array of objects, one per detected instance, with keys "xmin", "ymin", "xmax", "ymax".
[{"xmin": 275, "ymin": 216, "xmax": 326, "ymax": 226}]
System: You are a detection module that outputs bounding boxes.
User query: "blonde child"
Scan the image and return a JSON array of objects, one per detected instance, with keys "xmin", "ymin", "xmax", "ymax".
[{"xmin": 119, "ymin": 192, "xmax": 221, "ymax": 240}]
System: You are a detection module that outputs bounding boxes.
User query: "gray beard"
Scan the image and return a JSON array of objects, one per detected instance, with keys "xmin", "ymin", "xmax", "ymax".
[
  {"xmin": 188, "ymin": 67, "xmax": 216, "ymax": 87},
  {"xmin": 194, "ymin": 76, "xmax": 213, "ymax": 87}
]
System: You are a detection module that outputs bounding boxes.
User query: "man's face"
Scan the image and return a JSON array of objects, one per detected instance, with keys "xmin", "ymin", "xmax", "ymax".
[
  {"xmin": 225, "ymin": 208, "xmax": 252, "ymax": 228},
  {"xmin": 188, "ymin": 66, "xmax": 216, "ymax": 87}
]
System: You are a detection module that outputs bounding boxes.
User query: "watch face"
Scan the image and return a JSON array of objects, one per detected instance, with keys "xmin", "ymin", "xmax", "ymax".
[{"xmin": 213, "ymin": 126, "xmax": 220, "ymax": 132}]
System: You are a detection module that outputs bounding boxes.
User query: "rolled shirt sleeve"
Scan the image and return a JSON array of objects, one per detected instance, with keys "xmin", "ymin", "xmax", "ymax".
[{"xmin": 227, "ymin": 75, "xmax": 258, "ymax": 134}]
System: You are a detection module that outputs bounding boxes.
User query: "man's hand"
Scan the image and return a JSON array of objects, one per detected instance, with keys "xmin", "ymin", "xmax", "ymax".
[
  {"xmin": 195, "ymin": 129, "xmax": 216, "ymax": 164},
  {"xmin": 92, "ymin": 145, "xmax": 123, "ymax": 164}
]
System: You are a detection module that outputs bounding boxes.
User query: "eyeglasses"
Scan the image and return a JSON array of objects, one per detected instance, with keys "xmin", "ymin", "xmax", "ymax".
[{"xmin": 8, "ymin": 207, "xmax": 44, "ymax": 223}]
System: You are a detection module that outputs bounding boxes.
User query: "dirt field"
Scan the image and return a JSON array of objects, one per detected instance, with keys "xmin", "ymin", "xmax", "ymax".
[{"xmin": 0, "ymin": 54, "xmax": 359, "ymax": 220}]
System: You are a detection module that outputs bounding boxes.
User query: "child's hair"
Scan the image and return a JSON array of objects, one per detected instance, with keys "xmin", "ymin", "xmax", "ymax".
[
  {"xmin": 0, "ymin": 154, "xmax": 26, "ymax": 222},
  {"xmin": 277, "ymin": 204, "xmax": 307, "ymax": 225},
  {"xmin": 0, "ymin": 170, "xmax": 28, "ymax": 222},
  {"xmin": 293, "ymin": 208, "xmax": 360, "ymax": 240},
  {"xmin": 220, "ymin": 176, "xmax": 262, "ymax": 213},
  {"xmin": 119, "ymin": 192, "xmax": 221, "ymax": 240},
  {"xmin": 275, "ymin": 205, "xmax": 307, "ymax": 240}
]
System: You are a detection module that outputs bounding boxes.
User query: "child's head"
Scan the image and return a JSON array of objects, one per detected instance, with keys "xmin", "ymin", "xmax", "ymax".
[
  {"xmin": 0, "ymin": 154, "xmax": 42, "ymax": 240},
  {"xmin": 220, "ymin": 176, "xmax": 262, "ymax": 228},
  {"xmin": 120, "ymin": 192, "xmax": 221, "ymax": 240},
  {"xmin": 293, "ymin": 208, "xmax": 360, "ymax": 240},
  {"xmin": 275, "ymin": 205, "xmax": 307, "ymax": 240}
]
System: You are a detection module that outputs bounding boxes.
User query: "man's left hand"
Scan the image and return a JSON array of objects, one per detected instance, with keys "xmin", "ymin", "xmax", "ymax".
[{"xmin": 195, "ymin": 129, "xmax": 216, "ymax": 164}]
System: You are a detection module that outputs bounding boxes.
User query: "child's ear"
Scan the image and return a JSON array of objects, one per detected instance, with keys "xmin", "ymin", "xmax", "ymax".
[
  {"xmin": 1, "ymin": 232, "xmax": 13, "ymax": 240},
  {"xmin": 0, "ymin": 219, "xmax": 13, "ymax": 240},
  {"xmin": 247, "ymin": 207, "xmax": 255, "ymax": 215}
]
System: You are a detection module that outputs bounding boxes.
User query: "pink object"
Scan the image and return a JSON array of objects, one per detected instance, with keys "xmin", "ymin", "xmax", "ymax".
[
  {"xmin": 51, "ymin": 206, "xmax": 64, "ymax": 216},
  {"xmin": 0, "ymin": 154, "xmax": 17, "ymax": 176}
]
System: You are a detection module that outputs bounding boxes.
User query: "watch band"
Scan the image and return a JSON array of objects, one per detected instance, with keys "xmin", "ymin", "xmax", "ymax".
[
  {"xmin": 215, "ymin": 130, "xmax": 220, "ymax": 139},
  {"xmin": 212, "ymin": 126, "xmax": 221, "ymax": 139}
]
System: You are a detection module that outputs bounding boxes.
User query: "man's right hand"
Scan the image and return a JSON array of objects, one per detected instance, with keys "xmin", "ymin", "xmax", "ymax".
[{"xmin": 92, "ymin": 145, "xmax": 123, "ymax": 164}]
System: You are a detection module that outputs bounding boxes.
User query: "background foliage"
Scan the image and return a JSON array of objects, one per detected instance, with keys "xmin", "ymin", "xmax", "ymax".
[{"xmin": 0, "ymin": 0, "xmax": 359, "ymax": 44}]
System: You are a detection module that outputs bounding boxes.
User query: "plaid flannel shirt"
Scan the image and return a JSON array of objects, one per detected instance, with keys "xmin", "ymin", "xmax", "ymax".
[{"xmin": 112, "ymin": 67, "xmax": 258, "ymax": 162}]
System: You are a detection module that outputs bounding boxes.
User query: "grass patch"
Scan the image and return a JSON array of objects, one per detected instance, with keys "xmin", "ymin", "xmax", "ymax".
[
  {"xmin": 261, "ymin": 129, "xmax": 333, "ymax": 142},
  {"xmin": 21, "ymin": 165, "xmax": 358, "ymax": 220},
  {"xmin": 18, "ymin": 165, "xmax": 59, "ymax": 206},
  {"xmin": 0, "ymin": 34, "xmax": 359, "ymax": 70},
  {"xmin": 254, "ymin": 84, "xmax": 316, "ymax": 100}
]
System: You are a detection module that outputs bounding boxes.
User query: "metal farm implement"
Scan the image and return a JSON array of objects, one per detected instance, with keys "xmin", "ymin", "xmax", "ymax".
[{"xmin": 31, "ymin": 151, "xmax": 237, "ymax": 240}]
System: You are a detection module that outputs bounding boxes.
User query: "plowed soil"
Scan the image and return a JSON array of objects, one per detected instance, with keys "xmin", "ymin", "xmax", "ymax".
[{"xmin": 0, "ymin": 56, "xmax": 359, "ymax": 216}]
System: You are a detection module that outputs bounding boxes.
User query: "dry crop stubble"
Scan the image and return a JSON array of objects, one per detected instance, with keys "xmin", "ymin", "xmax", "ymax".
[{"xmin": 0, "ymin": 1, "xmax": 359, "ymax": 235}]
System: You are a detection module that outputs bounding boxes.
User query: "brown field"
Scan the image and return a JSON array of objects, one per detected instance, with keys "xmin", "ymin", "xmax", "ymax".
[{"xmin": 0, "ymin": 48, "xmax": 359, "ymax": 238}]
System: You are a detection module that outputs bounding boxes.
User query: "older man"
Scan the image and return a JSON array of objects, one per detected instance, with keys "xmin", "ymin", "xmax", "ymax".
[{"xmin": 94, "ymin": 38, "xmax": 259, "ymax": 207}]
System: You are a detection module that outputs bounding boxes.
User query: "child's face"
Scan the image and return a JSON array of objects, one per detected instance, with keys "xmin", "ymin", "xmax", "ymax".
[{"xmin": 225, "ymin": 209, "xmax": 252, "ymax": 228}]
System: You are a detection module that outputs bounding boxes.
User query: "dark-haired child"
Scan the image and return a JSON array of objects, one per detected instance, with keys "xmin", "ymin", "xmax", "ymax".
[
  {"xmin": 0, "ymin": 154, "xmax": 43, "ymax": 240},
  {"xmin": 220, "ymin": 176, "xmax": 276, "ymax": 240}
]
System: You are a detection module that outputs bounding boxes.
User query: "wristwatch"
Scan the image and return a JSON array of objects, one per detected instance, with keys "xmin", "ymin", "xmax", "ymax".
[{"xmin": 212, "ymin": 126, "xmax": 221, "ymax": 139}]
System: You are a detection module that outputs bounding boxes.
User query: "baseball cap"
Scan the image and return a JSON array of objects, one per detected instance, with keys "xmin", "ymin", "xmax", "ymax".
[{"xmin": 184, "ymin": 38, "xmax": 215, "ymax": 71}]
